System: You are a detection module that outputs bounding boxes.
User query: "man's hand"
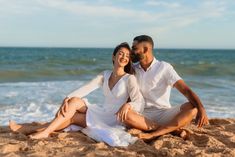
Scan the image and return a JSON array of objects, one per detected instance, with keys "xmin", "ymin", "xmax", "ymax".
[
  {"xmin": 116, "ymin": 103, "xmax": 131, "ymax": 122},
  {"xmin": 56, "ymin": 97, "xmax": 70, "ymax": 117},
  {"xmin": 196, "ymin": 107, "xmax": 209, "ymax": 128}
]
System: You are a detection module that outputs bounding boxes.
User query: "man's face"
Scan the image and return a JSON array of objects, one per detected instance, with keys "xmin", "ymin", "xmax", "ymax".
[{"xmin": 131, "ymin": 41, "xmax": 145, "ymax": 63}]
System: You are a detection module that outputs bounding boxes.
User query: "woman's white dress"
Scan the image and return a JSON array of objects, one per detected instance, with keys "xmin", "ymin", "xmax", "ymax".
[{"xmin": 65, "ymin": 70, "xmax": 144, "ymax": 146}]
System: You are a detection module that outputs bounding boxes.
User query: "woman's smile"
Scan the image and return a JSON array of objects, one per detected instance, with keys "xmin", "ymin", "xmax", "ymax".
[{"xmin": 119, "ymin": 58, "xmax": 128, "ymax": 63}]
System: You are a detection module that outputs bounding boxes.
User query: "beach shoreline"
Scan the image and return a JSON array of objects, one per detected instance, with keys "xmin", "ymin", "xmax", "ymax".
[{"xmin": 0, "ymin": 118, "xmax": 234, "ymax": 157}]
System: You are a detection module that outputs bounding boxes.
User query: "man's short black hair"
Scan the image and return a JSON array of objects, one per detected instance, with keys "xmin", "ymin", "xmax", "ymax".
[{"xmin": 133, "ymin": 35, "xmax": 154, "ymax": 48}]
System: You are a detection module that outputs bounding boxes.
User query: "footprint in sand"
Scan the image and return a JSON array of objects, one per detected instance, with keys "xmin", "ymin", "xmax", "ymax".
[
  {"xmin": 225, "ymin": 124, "xmax": 235, "ymax": 134},
  {"xmin": 0, "ymin": 127, "xmax": 10, "ymax": 133},
  {"xmin": 209, "ymin": 119, "xmax": 232, "ymax": 125},
  {"xmin": 192, "ymin": 134, "xmax": 210, "ymax": 147},
  {"xmin": 192, "ymin": 134, "xmax": 226, "ymax": 148}
]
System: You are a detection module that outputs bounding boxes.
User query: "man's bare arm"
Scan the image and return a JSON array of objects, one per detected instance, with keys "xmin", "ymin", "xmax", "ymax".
[{"xmin": 174, "ymin": 80, "xmax": 209, "ymax": 127}]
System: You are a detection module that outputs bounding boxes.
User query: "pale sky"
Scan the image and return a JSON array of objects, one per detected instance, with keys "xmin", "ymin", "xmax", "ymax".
[{"xmin": 0, "ymin": 0, "xmax": 235, "ymax": 49}]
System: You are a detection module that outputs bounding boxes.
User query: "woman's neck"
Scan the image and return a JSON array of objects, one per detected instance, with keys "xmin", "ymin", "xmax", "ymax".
[{"xmin": 112, "ymin": 67, "xmax": 125, "ymax": 77}]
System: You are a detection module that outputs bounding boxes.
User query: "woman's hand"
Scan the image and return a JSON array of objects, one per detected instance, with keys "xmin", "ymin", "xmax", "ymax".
[
  {"xmin": 116, "ymin": 103, "xmax": 131, "ymax": 122},
  {"xmin": 56, "ymin": 97, "xmax": 70, "ymax": 117}
]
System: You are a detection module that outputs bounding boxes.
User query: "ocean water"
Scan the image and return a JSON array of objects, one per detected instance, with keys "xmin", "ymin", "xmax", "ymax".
[{"xmin": 0, "ymin": 47, "xmax": 235, "ymax": 125}]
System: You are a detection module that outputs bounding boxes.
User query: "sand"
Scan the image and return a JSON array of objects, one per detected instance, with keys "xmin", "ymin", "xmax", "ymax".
[{"xmin": 0, "ymin": 118, "xmax": 234, "ymax": 157}]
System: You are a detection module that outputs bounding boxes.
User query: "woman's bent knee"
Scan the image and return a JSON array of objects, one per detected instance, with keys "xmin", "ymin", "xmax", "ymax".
[
  {"xmin": 68, "ymin": 97, "xmax": 83, "ymax": 104},
  {"xmin": 71, "ymin": 113, "xmax": 87, "ymax": 128},
  {"xmin": 68, "ymin": 97, "xmax": 87, "ymax": 113}
]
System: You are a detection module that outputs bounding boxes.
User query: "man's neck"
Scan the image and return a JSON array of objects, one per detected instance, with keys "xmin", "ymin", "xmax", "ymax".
[{"xmin": 140, "ymin": 56, "xmax": 154, "ymax": 71}]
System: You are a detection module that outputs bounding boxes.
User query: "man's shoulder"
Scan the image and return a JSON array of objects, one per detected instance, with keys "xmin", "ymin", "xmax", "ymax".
[
  {"xmin": 158, "ymin": 60, "xmax": 170, "ymax": 65},
  {"xmin": 155, "ymin": 60, "xmax": 172, "ymax": 69},
  {"xmin": 133, "ymin": 60, "xmax": 173, "ymax": 71}
]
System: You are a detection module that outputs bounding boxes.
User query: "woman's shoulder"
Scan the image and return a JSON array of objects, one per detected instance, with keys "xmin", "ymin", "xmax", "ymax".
[
  {"xmin": 102, "ymin": 70, "xmax": 112, "ymax": 76},
  {"xmin": 97, "ymin": 70, "xmax": 112, "ymax": 80},
  {"xmin": 97, "ymin": 70, "xmax": 111, "ymax": 76}
]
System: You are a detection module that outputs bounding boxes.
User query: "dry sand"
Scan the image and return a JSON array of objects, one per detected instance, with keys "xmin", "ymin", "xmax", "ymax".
[{"xmin": 0, "ymin": 118, "xmax": 234, "ymax": 157}]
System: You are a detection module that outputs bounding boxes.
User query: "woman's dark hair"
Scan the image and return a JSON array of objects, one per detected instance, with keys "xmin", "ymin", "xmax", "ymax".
[{"xmin": 112, "ymin": 42, "xmax": 135, "ymax": 74}]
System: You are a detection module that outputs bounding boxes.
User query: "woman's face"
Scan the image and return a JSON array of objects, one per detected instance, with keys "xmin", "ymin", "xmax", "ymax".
[{"xmin": 113, "ymin": 47, "xmax": 130, "ymax": 68}]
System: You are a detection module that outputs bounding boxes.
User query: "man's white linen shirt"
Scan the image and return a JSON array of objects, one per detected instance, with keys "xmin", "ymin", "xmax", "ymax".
[{"xmin": 134, "ymin": 58, "xmax": 182, "ymax": 110}]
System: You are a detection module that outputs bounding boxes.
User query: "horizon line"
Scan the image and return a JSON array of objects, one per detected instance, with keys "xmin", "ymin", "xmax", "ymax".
[{"xmin": 0, "ymin": 46, "xmax": 235, "ymax": 50}]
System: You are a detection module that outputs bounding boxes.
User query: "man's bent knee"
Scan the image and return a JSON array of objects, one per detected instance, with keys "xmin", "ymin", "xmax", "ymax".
[
  {"xmin": 181, "ymin": 102, "xmax": 198, "ymax": 118},
  {"xmin": 191, "ymin": 107, "xmax": 198, "ymax": 118},
  {"xmin": 181, "ymin": 102, "xmax": 194, "ymax": 110}
]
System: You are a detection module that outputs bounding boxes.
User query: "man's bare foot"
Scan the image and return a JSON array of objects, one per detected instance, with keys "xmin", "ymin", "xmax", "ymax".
[
  {"xmin": 9, "ymin": 120, "xmax": 22, "ymax": 132},
  {"xmin": 172, "ymin": 129, "xmax": 191, "ymax": 140},
  {"xmin": 29, "ymin": 131, "xmax": 50, "ymax": 139}
]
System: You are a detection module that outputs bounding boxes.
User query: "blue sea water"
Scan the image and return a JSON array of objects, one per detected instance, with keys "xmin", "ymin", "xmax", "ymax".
[{"xmin": 0, "ymin": 47, "xmax": 235, "ymax": 125}]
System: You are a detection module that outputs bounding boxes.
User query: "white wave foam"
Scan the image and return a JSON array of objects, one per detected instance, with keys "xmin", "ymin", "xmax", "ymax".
[
  {"xmin": 1, "ymin": 78, "xmax": 234, "ymax": 125},
  {"xmin": 0, "ymin": 80, "xmax": 103, "ymax": 125},
  {"xmin": 5, "ymin": 91, "xmax": 18, "ymax": 98}
]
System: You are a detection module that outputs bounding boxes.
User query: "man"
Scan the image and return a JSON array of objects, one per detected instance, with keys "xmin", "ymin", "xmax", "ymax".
[{"xmin": 117, "ymin": 35, "xmax": 209, "ymax": 141}]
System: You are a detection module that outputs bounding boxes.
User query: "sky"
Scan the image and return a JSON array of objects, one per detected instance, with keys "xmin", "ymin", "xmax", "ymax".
[{"xmin": 0, "ymin": 0, "xmax": 235, "ymax": 49}]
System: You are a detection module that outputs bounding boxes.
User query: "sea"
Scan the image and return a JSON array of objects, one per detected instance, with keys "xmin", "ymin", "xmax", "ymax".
[{"xmin": 0, "ymin": 47, "xmax": 235, "ymax": 125}]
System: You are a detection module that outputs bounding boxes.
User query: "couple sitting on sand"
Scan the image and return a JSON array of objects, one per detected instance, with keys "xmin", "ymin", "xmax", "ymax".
[{"xmin": 10, "ymin": 35, "xmax": 209, "ymax": 146}]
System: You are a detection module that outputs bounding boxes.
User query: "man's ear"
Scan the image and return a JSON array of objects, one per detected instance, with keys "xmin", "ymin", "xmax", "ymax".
[{"xmin": 143, "ymin": 46, "xmax": 148, "ymax": 54}]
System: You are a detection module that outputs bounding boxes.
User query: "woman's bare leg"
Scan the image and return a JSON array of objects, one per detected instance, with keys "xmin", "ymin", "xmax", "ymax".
[
  {"xmin": 9, "ymin": 120, "xmax": 50, "ymax": 135},
  {"xmin": 10, "ymin": 111, "xmax": 87, "ymax": 136},
  {"xmin": 9, "ymin": 96, "xmax": 87, "ymax": 135},
  {"xmin": 23, "ymin": 97, "xmax": 86, "ymax": 139},
  {"xmin": 47, "ymin": 112, "xmax": 87, "ymax": 131}
]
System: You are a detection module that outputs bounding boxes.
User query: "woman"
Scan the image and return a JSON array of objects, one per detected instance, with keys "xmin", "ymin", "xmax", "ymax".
[{"xmin": 9, "ymin": 42, "xmax": 155, "ymax": 146}]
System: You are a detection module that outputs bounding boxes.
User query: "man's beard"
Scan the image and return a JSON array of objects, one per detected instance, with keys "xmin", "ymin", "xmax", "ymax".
[{"xmin": 131, "ymin": 53, "xmax": 144, "ymax": 63}]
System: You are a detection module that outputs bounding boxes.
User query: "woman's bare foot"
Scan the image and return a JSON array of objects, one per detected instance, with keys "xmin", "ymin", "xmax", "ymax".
[
  {"xmin": 29, "ymin": 131, "xmax": 50, "ymax": 139},
  {"xmin": 9, "ymin": 120, "xmax": 22, "ymax": 132},
  {"xmin": 128, "ymin": 128, "xmax": 143, "ymax": 136},
  {"xmin": 9, "ymin": 120, "xmax": 49, "ymax": 135}
]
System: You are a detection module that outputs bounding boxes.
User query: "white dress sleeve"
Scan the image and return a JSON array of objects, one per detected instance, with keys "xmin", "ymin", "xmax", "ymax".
[
  {"xmin": 127, "ymin": 75, "xmax": 145, "ymax": 113},
  {"xmin": 67, "ymin": 72, "xmax": 104, "ymax": 98}
]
